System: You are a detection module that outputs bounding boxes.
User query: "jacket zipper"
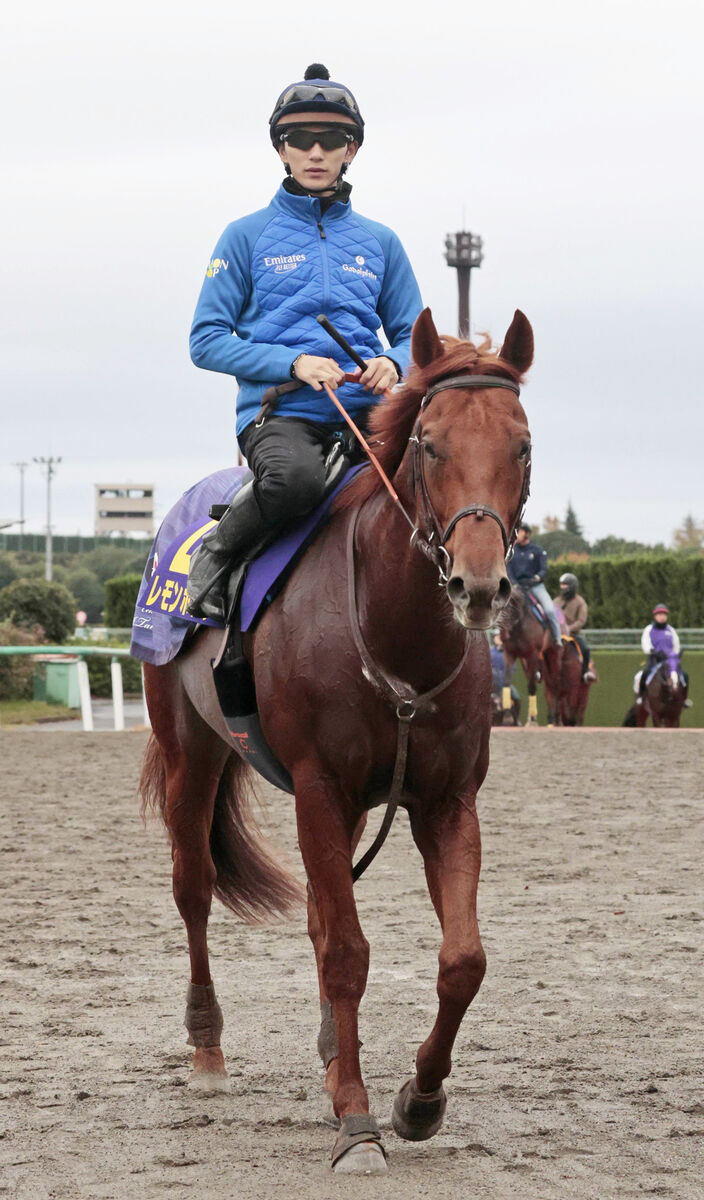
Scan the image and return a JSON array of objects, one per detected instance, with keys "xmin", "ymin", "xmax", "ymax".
[{"xmin": 316, "ymin": 216, "xmax": 331, "ymax": 313}]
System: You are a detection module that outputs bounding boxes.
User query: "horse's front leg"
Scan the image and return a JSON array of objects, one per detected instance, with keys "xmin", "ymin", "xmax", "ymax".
[
  {"xmin": 522, "ymin": 653, "xmax": 541, "ymax": 724},
  {"xmin": 307, "ymin": 814, "xmax": 368, "ymax": 1118},
  {"xmin": 296, "ymin": 773, "xmax": 385, "ymax": 1174},
  {"xmin": 393, "ymin": 795, "xmax": 485, "ymax": 1142}
]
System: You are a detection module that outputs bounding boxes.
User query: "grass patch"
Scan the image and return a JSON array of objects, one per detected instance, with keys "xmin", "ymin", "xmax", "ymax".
[
  {"xmin": 0, "ymin": 699, "xmax": 75, "ymax": 726},
  {"xmin": 510, "ymin": 650, "xmax": 703, "ymax": 726}
]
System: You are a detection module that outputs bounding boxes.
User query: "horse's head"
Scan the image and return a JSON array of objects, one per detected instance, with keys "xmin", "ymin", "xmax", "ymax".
[{"xmin": 408, "ymin": 308, "xmax": 533, "ymax": 630}]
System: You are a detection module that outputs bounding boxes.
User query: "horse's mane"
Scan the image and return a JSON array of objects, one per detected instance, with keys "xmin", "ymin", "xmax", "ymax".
[{"xmin": 336, "ymin": 334, "xmax": 526, "ymax": 512}]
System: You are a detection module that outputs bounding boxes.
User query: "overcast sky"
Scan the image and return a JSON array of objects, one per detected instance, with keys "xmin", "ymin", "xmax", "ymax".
[{"xmin": 2, "ymin": 0, "xmax": 703, "ymax": 544}]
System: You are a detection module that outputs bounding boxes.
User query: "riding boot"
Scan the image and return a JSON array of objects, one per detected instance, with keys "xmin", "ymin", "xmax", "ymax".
[
  {"xmin": 186, "ymin": 445, "xmax": 351, "ymax": 622},
  {"xmin": 187, "ymin": 482, "xmax": 270, "ymax": 621}
]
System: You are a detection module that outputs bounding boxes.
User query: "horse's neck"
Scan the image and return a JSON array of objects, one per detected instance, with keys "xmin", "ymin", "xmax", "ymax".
[{"xmin": 352, "ymin": 493, "xmax": 467, "ymax": 690}]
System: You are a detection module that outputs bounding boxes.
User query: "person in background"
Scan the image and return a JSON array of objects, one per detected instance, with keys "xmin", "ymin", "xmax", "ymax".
[
  {"xmin": 553, "ymin": 572, "xmax": 596, "ymax": 682},
  {"xmin": 507, "ymin": 522, "xmax": 562, "ymax": 645},
  {"xmin": 635, "ymin": 603, "xmax": 691, "ymax": 704}
]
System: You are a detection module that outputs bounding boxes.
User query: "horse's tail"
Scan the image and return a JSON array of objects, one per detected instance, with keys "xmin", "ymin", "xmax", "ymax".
[{"xmin": 139, "ymin": 735, "xmax": 304, "ymax": 923}]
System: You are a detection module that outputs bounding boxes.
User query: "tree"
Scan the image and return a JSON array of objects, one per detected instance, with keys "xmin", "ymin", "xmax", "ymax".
[
  {"xmin": 672, "ymin": 515, "xmax": 704, "ymax": 552},
  {"xmin": 540, "ymin": 529, "xmax": 591, "ymax": 559},
  {"xmin": 0, "ymin": 578, "xmax": 76, "ymax": 643},
  {"xmin": 64, "ymin": 569, "xmax": 105, "ymax": 623},
  {"xmin": 564, "ymin": 502, "xmax": 583, "ymax": 537},
  {"xmin": 542, "ymin": 514, "xmax": 560, "ymax": 533},
  {"xmin": 0, "ymin": 552, "xmax": 17, "ymax": 591}
]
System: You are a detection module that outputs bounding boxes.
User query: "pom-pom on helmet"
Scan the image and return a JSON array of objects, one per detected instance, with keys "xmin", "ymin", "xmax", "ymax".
[{"xmin": 269, "ymin": 63, "xmax": 364, "ymax": 146}]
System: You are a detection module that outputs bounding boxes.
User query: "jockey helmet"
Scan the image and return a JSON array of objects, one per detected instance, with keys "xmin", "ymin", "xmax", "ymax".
[
  {"xmin": 652, "ymin": 603, "xmax": 669, "ymax": 618},
  {"xmin": 518, "ymin": 521, "xmax": 531, "ymax": 533},
  {"xmin": 559, "ymin": 572, "xmax": 578, "ymax": 598},
  {"xmin": 269, "ymin": 64, "xmax": 365, "ymax": 146}
]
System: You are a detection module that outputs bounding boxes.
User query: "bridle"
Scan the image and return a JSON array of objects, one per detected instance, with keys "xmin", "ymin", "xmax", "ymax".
[{"xmin": 406, "ymin": 374, "xmax": 532, "ymax": 585}]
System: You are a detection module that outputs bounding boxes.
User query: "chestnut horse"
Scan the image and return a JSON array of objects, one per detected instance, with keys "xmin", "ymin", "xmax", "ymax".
[
  {"xmin": 139, "ymin": 308, "xmax": 533, "ymax": 1173},
  {"xmin": 624, "ymin": 656, "xmax": 687, "ymax": 728},
  {"xmin": 500, "ymin": 587, "xmax": 562, "ymax": 724},
  {"xmin": 558, "ymin": 638, "xmax": 594, "ymax": 726}
]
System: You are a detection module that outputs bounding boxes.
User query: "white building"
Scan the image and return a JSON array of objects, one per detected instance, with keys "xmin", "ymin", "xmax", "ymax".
[{"xmin": 94, "ymin": 483, "xmax": 154, "ymax": 537}]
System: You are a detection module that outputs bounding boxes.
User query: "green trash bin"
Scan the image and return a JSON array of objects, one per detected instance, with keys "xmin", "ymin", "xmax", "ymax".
[{"xmin": 33, "ymin": 656, "xmax": 81, "ymax": 708}]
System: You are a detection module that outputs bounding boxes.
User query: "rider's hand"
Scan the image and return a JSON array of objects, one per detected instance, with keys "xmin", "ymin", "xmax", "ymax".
[
  {"xmin": 355, "ymin": 357, "xmax": 399, "ymax": 395},
  {"xmin": 293, "ymin": 355, "xmax": 345, "ymax": 392}
]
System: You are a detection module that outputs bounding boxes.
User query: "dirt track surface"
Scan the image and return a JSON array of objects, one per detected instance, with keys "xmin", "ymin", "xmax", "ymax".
[{"xmin": 1, "ymin": 729, "xmax": 702, "ymax": 1199}]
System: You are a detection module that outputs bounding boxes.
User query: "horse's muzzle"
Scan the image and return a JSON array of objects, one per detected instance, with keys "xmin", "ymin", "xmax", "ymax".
[{"xmin": 446, "ymin": 571, "xmax": 512, "ymax": 629}]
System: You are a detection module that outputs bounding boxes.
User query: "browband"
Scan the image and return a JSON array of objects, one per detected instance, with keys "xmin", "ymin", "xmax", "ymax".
[{"xmin": 422, "ymin": 374, "xmax": 521, "ymax": 408}]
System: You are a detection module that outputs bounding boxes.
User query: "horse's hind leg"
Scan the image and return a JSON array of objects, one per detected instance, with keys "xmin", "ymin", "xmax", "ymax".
[
  {"xmin": 146, "ymin": 669, "xmax": 232, "ymax": 1091},
  {"xmin": 296, "ymin": 777, "xmax": 385, "ymax": 1173},
  {"xmin": 393, "ymin": 795, "xmax": 485, "ymax": 1142}
]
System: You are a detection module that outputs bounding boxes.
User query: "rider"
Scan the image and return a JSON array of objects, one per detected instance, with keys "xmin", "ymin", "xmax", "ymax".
[
  {"xmin": 186, "ymin": 63, "xmax": 423, "ymax": 618},
  {"xmin": 507, "ymin": 522, "xmax": 562, "ymax": 645},
  {"xmin": 553, "ymin": 572, "xmax": 596, "ymax": 682},
  {"xmin": 635, "ymin": 603, "xmax": 690, "ymax": 703}
]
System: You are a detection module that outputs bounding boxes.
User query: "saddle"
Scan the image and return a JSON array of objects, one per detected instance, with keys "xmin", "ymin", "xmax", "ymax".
[
  {"xmin": 131, "ymin": 459, "xmax": 363, "ymax": 792},
  {"xmin": 522, "ymin": 587, "xmax": 547, "ymax": 628},
  {"xmin": 561, "ymin": 634, "xmax": 586, "ymax": 669}
]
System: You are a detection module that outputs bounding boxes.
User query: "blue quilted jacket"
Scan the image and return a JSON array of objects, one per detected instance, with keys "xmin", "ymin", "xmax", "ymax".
[{"xmin": 190, "ymin": 184, "xmax": 423, "ymax": 435}]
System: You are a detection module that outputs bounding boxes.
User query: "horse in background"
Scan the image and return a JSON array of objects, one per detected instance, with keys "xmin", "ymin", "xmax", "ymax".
[
  {"xmin": 558, "ymin": 637, "xmax": 595, "ymax": 725},
  {"xmin": 139, "ymin": 307, "xmax": 534, "ymax": 1173},
  {"xmin": 623, "ymin": 654, "xmax": 687, "ymax": 728},
  {"xmin": 500, "ymin": 586, "xmax": 562, "ymax": 724}
]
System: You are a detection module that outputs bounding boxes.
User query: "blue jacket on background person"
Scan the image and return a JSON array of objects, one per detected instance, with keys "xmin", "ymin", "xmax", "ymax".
[{"xmin": 507, "ymin": 540, "xmax": 548, "ymax": 588}]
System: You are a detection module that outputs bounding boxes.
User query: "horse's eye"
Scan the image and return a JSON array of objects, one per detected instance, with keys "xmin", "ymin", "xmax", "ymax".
[
  {"xmin": 423, "ymin": 442, "xmax": 438, "ymax": 460},
  {"xmin": 518, "ymin": 441, "xmax": 531, "ymax": 461}
]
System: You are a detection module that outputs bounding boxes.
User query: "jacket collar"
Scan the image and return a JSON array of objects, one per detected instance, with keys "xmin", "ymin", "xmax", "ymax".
[{"xmin": 272, "ymin": 181, "xmax": 352, "ymax": 223}]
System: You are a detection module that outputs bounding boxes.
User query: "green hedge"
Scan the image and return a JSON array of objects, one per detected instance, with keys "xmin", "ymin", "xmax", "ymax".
[
  {"xmin": 545, "ymin": 554, "xmax": 704, "ymax": 627},
  {"xmin": 104, "ymin": 573, "xmax": 142, "ymax": 628}
]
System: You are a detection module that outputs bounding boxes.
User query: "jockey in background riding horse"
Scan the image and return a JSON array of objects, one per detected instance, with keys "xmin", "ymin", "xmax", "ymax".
[
  {"xmin": 506, "ymin": 522, "xmax": 562, "ymax": 645},
  {"xmin": 553, "ymin": 572, "xmax": 596, "ymax": 682},
  {"xmin": 635, "ymin": 603, "xmax": 691, "ymax": 705},
  {"xmin": 186, "ymin": 62, "xmax": 423, "ymax": 619}
]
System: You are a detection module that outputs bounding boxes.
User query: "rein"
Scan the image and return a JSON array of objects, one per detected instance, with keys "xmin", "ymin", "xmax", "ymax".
[
  {"xmin": 346, "ymin": 507, "xmax": 470, "ymax": 881},
  {"xmin": 340, "ymin": 369, "xmax": 527, "ymax": 878},
  {"xmin": 323, "ymin": 373, "xmax": 531, "ymax": 585},
  {"xmin": 323, "ymin": 370, "xmax": 531, "ymax": 882}
]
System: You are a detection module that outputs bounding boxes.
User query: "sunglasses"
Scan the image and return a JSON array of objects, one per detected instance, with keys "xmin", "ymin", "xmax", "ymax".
[
  {"xmin": 276, "ymin": 84, "xmax": 359, "ymax": 113},
  {"xmin": 278, "ymin": 128, "xmax": 355, "ymax": 151}
]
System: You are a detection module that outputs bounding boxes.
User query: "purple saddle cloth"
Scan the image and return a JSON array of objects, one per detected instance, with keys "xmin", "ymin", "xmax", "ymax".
[{"xmin": 130, "ymin": 465, "xmax": 360, "ymax": 667}]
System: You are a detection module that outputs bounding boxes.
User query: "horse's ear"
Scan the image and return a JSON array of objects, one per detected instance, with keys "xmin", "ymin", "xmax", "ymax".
[
  {"xmin": 500, "ymin": 310, "xmax": 534, "ymax": 374},
  {"xmin": 412, "ymin": 307, "xmax": 444, "ymax": 368}
]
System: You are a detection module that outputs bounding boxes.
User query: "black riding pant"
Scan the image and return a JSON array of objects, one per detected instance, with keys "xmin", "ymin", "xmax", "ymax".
[{"xmin": 238, "ymin": 413, "xmax": 369, "ymax": 528}]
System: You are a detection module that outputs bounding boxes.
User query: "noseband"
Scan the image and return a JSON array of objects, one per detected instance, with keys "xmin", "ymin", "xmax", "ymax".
[{"xmin": 408, "ymin": 374, "xmax": 531, "ymax": 584}]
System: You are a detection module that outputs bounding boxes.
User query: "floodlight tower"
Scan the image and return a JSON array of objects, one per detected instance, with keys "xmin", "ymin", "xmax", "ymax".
[
  {"xmin": 12, "ymin": 461, "xmax": 28, "ymax": 550},
  {"xmin": 444, "ymin": 230, "xmax": 484, "ymax": 338},
  {"xmin": 33, "ymin": 456, "xmax": 61, "ymax": 581}
]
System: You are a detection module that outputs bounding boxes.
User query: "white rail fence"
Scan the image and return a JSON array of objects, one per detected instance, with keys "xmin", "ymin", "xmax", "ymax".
[{"xmin": 0, "ymin": 646, "xmax": 149, "ymax": 731}]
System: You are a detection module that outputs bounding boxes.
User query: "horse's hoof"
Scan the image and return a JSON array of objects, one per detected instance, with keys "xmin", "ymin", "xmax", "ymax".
[
  {"xmin": 320, "ymin": 1089, "xmax": 340, "ymax": 1128},
  {"xmin": 332, "ymin": 1142, "xmax": 387, "ymax": 1174},
  {"xmin": 188, "ymin": 1071, "xmax": 231, "ymax": 1094},
  {"xmin": 391, "ymin": 1077, "xmax": 447, "ymax": 1141},
  {"xmin": 188, "ymin": 1046, "xmax": 229, "ymax": 1093},
  {"xmin": 331, "ymin": 1114, "xmax": 386, "ymax": 1173}
]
